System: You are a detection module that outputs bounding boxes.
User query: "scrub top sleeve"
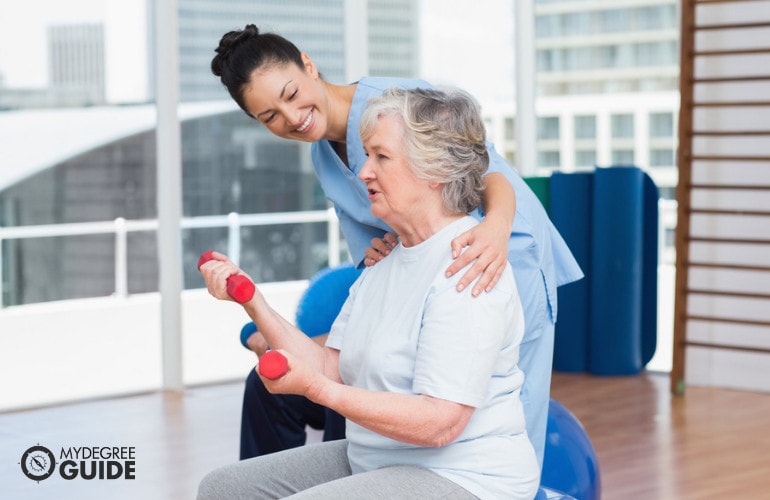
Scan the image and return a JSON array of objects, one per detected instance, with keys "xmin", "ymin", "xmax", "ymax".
[
  {"xmin": 334, "ymin": 207, "xmax": 389, "ymax": 267},
  {"xmin": 483, "ymin": 141, "xmax": 518, "ymax": 183}
]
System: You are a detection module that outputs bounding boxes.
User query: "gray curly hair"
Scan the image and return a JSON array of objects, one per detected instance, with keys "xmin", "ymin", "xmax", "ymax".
[{"xmin": 359, "ymin": 87, "xmax": 489, "ymax": 214}]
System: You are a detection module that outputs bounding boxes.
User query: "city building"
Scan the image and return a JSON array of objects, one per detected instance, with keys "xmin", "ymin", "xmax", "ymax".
[
  {"xmin": 484, "ymin": 0, "xmax": 680, "ymax": 197},
  {"xmin": 177, "ymin": 0, "xmax": 418, "ymax": 102},
  {"xmin": 0, "ymin": 23, "xmax": 106, "ymax": 109},
  {"xmin": 48, "ymin": 23, "xmax": 106, "ymax": 106}
]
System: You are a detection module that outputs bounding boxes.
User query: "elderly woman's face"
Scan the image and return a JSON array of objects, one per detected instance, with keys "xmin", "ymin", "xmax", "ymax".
[{"xmin": 359, "ymin": 115, "xmax": 432, "ymax": 227}]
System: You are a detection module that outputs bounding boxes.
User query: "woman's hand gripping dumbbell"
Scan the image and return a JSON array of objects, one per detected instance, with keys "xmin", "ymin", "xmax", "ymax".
[{"xmin": 197, "ymin": 250, "xmax": 255, "ymax": 303}]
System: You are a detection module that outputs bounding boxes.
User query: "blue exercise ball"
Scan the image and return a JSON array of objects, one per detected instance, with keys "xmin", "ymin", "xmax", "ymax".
[
  {"xmin": 540, "ymin": 398, "xmax": 601, "ymax": 500},
  {"xmin": 240, "ymin": 321, "xmax": 258, "ymax": 350},
  {"xmin": 535, "ymin": 486, "xmax": 578, "ymax": 500},
  {"xmin": 295, "ymin": 263, "xmax": 362, "ymax": 337}
]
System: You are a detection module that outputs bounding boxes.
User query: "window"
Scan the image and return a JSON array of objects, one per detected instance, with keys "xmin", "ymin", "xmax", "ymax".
[
  {"xmin": 504, "ymin": 117, "xmax": 515, "ymax": 141},
  {"xmin": 538, "ymin": 150, "xmax": 561, "ymax": 168},
  {"xmin": 575, "ymin": 150, "xmax": 597, "ymax": 168},
  {"xmin": 611, "ymin": 114, "xmax": 634, "ymax": 138},
  {"xmin": 574, "ymin": 115, "xmax": 596, "ymax": 139},
  {"xmin": 650, "ymin": 148, "xmax": 674, "ymax": 167},
  {"xmin": 537, "ymin": 49, "xmax": 555, "ymax": 72},
  {"xmin": 537, "ymin": 116, "xmax": 560, "ymax": 140},
  {"xmin": 649, "ymin": 112, "xmax": 674, "ymax": 138},
  {"xmin": 603, "ymin": 8, "xmax": 629, "ymax": 33},
  {"xmin": 612, "ymin": 149, "xmax": 635, "ymax": 165}
]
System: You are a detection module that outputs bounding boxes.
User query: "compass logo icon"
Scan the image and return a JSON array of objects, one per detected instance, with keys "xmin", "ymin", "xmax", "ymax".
[{"xmin": 20, "ymin": 444, "xmax": 56, "ymax": 482}]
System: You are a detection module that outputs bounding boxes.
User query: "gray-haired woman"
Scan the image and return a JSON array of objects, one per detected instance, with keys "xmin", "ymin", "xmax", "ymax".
[{"xmin": 198, "ymin": 87, "xmax": 539, "ymax": 499}]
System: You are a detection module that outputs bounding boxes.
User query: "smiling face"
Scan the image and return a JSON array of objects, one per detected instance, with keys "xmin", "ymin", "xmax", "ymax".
[
  {"xmin": 359, "ymin": 114, "xmax": 438, "ymax": 236},
  {"xmin": 241, "ymin": 55, "xmax": 329, "ymax": 143}
]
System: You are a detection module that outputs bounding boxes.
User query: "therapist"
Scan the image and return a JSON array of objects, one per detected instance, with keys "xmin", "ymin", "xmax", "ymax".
[{"xmin": 211, "ymin": 24, "xmax": 583, "ymax": 467}]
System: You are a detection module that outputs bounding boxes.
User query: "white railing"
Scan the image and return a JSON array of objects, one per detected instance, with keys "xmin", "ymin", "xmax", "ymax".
[
  {"xmin": 0, "ymin": 207, "xmax": 342, "ymax": 309},
  {"xmin": 0, "ymin": 201, "xmax": 676, "ymax": 310}
]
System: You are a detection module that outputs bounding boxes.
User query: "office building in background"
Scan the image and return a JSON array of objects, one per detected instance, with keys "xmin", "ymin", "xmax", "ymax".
[
  {"xmin": 48, "ymin": 23, "xmax": 106, "ymax": 106},
  {"xmin": 177, "ymin": 0, "xmax": 418, "ymax": 102},
  {"xmin": 484, "ymin": 0, "xmax": 679, "ymax": 196}
]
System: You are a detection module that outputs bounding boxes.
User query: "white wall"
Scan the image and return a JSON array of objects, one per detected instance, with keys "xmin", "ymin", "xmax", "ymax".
[{"xmin": 0, "ymin": 282, "xmax": 307, "ymax": 411}]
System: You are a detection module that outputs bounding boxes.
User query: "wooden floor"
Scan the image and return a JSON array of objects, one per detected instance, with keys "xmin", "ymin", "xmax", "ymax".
[
  {"xmin": 550, "ymin": 372, "xmax": 770, "ymax": 499},
  {"xmin": 3, "ymin": 370, "xmax": 770, "ymax": 499}
]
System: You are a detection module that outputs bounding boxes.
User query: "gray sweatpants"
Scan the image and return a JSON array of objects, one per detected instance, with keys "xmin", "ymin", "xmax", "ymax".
[{"xmin": 197, "ymin": 440, "xmax": 478, "ymax": 499}]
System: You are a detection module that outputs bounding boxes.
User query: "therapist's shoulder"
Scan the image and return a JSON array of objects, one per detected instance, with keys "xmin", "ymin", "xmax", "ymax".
[{"xmin": 357, "ymin": 76, "xmax": 434, "ymax": 93}]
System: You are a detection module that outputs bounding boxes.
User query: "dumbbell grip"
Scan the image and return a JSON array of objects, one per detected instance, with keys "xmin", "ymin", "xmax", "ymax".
[
  {"xmin": 259, "ymin": 350, "xmax": 288, "ymax": 380},
  {"xmin": 197, "ymin": 250, "xmax": 255, "ymax": 304}
]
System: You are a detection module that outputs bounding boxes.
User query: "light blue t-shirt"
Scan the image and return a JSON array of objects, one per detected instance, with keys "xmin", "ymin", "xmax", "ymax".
[{"xmin": 326, "ymin": 216, "xmax": 539, "ymax": 499}]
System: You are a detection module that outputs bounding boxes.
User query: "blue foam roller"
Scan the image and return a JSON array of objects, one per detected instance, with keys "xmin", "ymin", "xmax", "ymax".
[
  {"xmin": 541, "ymin": 399, "xmax": 601, "ymax": 500},
  {"xmin": 550, "ymin": 172, "xmax": 593, "ymax": 372},
  {"xmin": 295, "ymin": 263, "xmax": 363, "ymax": 337},
  {"xmin": 641, "ymin": 172, "xmax": 659, "ymax": 366},
  {"xmin": 589, "ymin": 167, "xmax": 644, "ymax": 375}
]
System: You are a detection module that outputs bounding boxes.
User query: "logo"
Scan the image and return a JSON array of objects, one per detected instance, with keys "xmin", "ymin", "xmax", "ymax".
[
  {"xmin": 19, "ymin": 443, "xmax": 136, "ymax": 483},
  {"xmin": 20, "ymin": 445, "xmax": 56, "ymax": 482}
]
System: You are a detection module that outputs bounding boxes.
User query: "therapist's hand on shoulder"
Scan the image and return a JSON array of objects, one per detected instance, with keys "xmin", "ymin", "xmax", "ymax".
[
  {"xmin": 363, "ymin": 232, "xmax": 398, "ymax": 267},
  {"xmin": 446, "ymin": 214, "xmax": 509, "ymax": 297}
]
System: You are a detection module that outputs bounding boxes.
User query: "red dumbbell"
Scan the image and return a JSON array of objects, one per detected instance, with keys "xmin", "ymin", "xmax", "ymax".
[
  {"xmin": 258, "ymin": 350, "xmax": 288, "ymax": 380},
  {"xmin": 197, "ymin": 250, "xmax": 255, "ymax": 304}
]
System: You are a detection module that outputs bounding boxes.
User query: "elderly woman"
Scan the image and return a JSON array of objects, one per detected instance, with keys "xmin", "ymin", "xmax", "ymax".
[{"xmin": 197, "ymin": 87, "xmax": 539, "ymax": 499}]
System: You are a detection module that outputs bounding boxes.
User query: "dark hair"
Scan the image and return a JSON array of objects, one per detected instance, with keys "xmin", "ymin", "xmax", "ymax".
[{"xmin": 211, "ymin": 24, "xmax": 305, "ymax": 117}]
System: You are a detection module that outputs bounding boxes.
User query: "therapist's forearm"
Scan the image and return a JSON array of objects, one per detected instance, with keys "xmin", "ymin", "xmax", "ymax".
[{"xmin": 482, "ymin": 172, "xmax": 516, "ymax": 229}]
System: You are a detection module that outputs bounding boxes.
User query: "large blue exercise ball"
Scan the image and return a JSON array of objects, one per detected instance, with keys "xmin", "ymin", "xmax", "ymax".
[
  {"xmin": 295, "ymin": 263, "xmax": 362, "ymax": 336},
  {"xmin": 535, "ymin": 486, "xmax": 578, "ymax": 500},
  {"xmin": 540, "ymin": 398, "xmax": 601, "ymax": 500}
]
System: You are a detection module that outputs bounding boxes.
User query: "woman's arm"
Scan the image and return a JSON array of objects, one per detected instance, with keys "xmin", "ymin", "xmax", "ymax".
[
  {"xmin": 319, "ymin": 381, "xmax": 474, "ymax": 447},
  {"xmin": 199, "ymin": 251, "xmax": 340, "ymax": 380},
  {"xmin": 446, "ymin": 172, "xmax": 515, "ymax": 296},
  {"xmin": 263, "ymin": 350, "xmax": 474, "ymax": 447}
]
